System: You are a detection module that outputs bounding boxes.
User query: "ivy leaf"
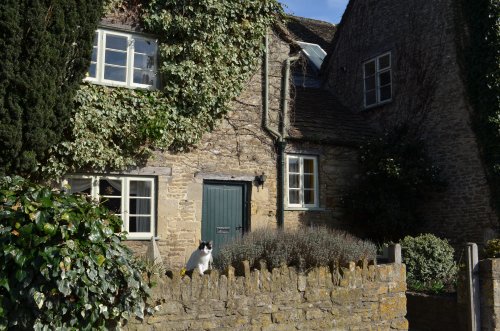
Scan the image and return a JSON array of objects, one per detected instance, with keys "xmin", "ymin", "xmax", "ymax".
[{"xmin": 33, "ymin": 291, "xmax": 45, "ymax": 310}]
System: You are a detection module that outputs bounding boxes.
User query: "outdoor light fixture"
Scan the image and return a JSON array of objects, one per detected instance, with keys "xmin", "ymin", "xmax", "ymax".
[{"xmin": 255, "ymin": 172, "xmax": 267, "ymax": 188}]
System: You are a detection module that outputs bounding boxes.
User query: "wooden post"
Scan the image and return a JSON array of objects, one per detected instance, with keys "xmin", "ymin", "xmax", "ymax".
[{"xmin": 466, "ymin": 243, "xmax": 480, "ymax": 331}]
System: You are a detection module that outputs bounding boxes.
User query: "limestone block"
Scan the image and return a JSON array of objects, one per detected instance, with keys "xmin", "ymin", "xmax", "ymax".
[
  {"xmin": 186, "ymin": 182, "xmax": 202, "ymax": 201},
  {"xmin": 304, "ymin": 308, "xmax": 325, "ymax": 320},
  {"xmin": 391, "ymin": 317, "xmax": 410, "ymax": 330},
  {"xmin": 379, "ymin": 294, "xmax": 406, "ymax": 320},
  {"xmin": 271, "ymin": 309, "xmax": 304, "ymax": 324}
]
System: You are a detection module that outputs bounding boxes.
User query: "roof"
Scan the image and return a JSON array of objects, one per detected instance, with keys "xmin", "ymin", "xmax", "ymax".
[
  {"xmin": 286, "ymin": 16, "xmax": 336, "ymax": 51},
  {"xmin": 288, "ymin": 87, "xmax": 376, "ymax": 145}
]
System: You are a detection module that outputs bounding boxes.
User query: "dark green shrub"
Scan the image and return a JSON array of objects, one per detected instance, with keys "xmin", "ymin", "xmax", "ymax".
[
  {"xmin": 345, "ymin": 125, "xmax": 445, "ymax": 242},
  {"xmin": 0, "ymin": 176, "xmax": 150, "ymax": 330},
  {"xmin": 213, "ymin": 227, "xmax": 377, "ymax": 272},
  {"xmin": 0, "ymin": 0, "xmax": 103, "ymax": 178},
  {"xmin": 484, "ymin": 239, "xmax": 500, "ymax": 258},
  {"xmin": 400, "ymin": 234, "xmax": 457, "ymax": 293}
]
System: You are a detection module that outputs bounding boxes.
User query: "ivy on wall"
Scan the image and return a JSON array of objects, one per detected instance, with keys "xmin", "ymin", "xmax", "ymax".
[
  {"xmin": 45, "ymin": 0, "xmax": 283, "ymax": 178},
  {"xmin": 459, "ymin": 0, "xmax": 500, "ymax": 212}
]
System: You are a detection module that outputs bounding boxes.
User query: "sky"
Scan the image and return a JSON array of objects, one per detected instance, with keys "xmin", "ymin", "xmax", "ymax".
[{"xmin": 279, "ymin": 0, "xmax": 349, "ymax": 24}]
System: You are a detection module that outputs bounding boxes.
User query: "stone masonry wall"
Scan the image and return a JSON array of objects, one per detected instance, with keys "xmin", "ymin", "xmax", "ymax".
[
  {"xmin": 125, "ymin": 31, "xmax": 361, "ymax": 266},
  {"xmin": 479, "ymin": 258, "xmax": 500, "ymax": 331},
  {"xmin": 124, "ymin": 261, "xmax": 408, "ymax": 330},
  {"xmin": 324, "ymin": 0, "xmax": 498, "ymax": 245}
]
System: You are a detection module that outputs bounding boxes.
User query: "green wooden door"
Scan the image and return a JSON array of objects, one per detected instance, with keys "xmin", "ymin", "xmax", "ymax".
[{"xmin": 202, "ymin": 181, "xmax": 249, "ymax": 255}]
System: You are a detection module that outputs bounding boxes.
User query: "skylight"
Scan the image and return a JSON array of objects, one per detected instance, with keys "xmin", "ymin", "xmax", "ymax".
[{"xmin": 296, "ymin": 41, "xmax": 327, "ymax": 70}]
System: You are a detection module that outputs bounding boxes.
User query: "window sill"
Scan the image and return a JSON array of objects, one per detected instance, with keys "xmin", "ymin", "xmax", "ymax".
[
  {"xmin": 285, "ymin": 207, "xmax": 325, "ymax": 211},
  {"xmin": 125, "ymin": 235, "xmax": 159, "ymax": 241},
  {"xmin": 363, "ymin": 99, "xmax": 392, "ymax": 111},
  {"xmin": 83, "ymin": 79, "xmax": 156, "ymax": 91}
]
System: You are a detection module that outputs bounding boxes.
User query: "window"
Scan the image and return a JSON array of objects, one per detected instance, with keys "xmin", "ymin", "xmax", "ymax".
[
  {"xmin": 363, "ymin": 52, "xmax": 392, "ymax": 108},
  {"xmin": 86, "ymin": 28, "xmax": 157, "ymax": 89},
  {"xmin": 65, "ymin": 175, "xmax": 156, "ymax": 239},
  {"xmin": 286, "ymin": 155, "xmax": 319, "ymax": 208}
]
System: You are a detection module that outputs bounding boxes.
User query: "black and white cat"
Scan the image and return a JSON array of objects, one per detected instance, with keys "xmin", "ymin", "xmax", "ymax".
[{"xmin": 185, "ymin": 240, "xmax": 213, "ymax": 275}]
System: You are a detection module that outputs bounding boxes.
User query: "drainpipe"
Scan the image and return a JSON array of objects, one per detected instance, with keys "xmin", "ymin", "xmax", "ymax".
[{"xmin": 262, "ymin": 32, "xmax": 300, "ymax": 229}]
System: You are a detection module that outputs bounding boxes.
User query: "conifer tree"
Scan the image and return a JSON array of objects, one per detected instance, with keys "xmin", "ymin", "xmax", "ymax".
[{"xmin": 0, "ymin": 0, "xmax": 104, "ymax": 178}]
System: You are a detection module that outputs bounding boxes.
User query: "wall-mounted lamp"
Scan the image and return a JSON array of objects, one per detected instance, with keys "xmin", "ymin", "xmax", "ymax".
[{"xmin": 255, "ymin": 172, "xmax": 267, "ymax": 188}]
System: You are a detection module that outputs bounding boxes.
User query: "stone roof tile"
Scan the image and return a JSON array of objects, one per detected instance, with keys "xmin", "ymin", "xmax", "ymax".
[
  {"xmin": 286, "ymin": 16, "xmax": 336, "ymax": 51},
  {"xmin": 288, "ymin": 87, "xmax": 376, "ymax": 145}
]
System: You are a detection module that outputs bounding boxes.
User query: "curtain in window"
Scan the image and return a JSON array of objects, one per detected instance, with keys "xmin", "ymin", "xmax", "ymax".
[{"xmin": 67, "ymin": 178, "xmax": 92, "ymax": 194}]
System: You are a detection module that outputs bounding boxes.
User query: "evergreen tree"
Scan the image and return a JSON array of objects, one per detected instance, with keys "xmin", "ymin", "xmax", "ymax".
[{"xmin": 0, "ymin": 0, "xmax": 104, "ymax": 178}]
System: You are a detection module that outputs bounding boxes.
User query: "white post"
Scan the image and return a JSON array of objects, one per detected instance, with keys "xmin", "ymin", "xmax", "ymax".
[{"xmin": 466, "ymin": 243, "xmax": 480, "ymax": 331}]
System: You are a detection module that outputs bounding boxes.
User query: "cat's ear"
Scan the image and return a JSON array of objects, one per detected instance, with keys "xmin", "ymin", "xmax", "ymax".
[
  {"xmin": 199, "ymin": 239, "xmax": 202, "ymax": 245},
  {"xmin": 208, "ymin": 241, "xmax": 213, "ymax": 245}
]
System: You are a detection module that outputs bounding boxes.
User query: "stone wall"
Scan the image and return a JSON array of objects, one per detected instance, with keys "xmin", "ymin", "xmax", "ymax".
[
  {"xmin": 406, "ymin": 292, "xmax": 466, "ymax": 331},
  {"xmin": 323, "ymin": 0, "xmax": 498, "ymax": 245},
  {"xmin": 124, "ymin": 261, "xmax": 408, "ymax": 330},
  {"xmin": 479, "ymin": 258, "xmax": 500, "ymax": 330}
]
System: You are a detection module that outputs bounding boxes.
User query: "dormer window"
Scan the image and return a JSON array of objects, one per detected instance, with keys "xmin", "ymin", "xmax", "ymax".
[
  {"xmin": 363, "ymin": 53, "xmax": 392, "ymax": 108},
  {"xmin": 86, "ymin": 28, "xmax": 157, "ymax": 89}
]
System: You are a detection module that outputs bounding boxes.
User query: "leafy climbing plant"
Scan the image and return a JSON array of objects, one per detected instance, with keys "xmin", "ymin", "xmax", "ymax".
[
  {"xmin": 0, "ymin": 176, "xmax": 150, "ymax": 330},
  {"xmin": 459, "ymin": 0, "xmax": 500, "ymax": 213},
  {"xmin": 45, "ymin": 0, "xmax": 283, "ymax": 178},
  {"xmin": 344, "ymin": 125, "xmax": 446, "ymax": 242}
]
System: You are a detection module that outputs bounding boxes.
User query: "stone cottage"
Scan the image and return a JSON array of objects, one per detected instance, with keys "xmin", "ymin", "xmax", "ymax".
[
  {"xmin": 65, "ymin": 13, "xmax": 375, "ymax": 266},
  {"xmin": 322, "ymin": 0, "xmax": 498, "ymax": 245}
]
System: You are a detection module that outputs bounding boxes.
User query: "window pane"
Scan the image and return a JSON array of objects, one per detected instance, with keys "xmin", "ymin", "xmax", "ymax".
[
  {"xmin": 93, "ymin": 32, "xmax": 98, "ymax": 46},
  {"xmin": 106, "ymin": 34, "xmax": 127, "ymax": 50},
  {"xmin": 134, "ymin": 38, "xmax": 155, "ymax": 54},
  {"xmin": 99, "ymin": 179, "xmax": 121, "ymax": 196},
  {"xmin": 365, "ymin": 90, "xmax": 377, "ymax": 106},
  {"xmin": 130, "ymin": 180, "xmax": 152, "ymax": 197},
  {"xmin": 304, "ymin": 174, "xmax": 315, "ymax": 189},
  {"xmin": 289, "ymin": 190, "xmax": 300, "ymax": 204},
  {"xmin": 364, "ymin": 61, "xmax": 376, "ymax": 76},
  {"xmin": 88, "ymin": 63, "xmax": 96, "ymax": 78},
  {"xmin": 379, "ymin": 70, "xmax": 391, "ymax": 86},
  {"xmin": 288, "ymin": 158, "xmax": 299, "ymax": 173},
  {"xmin": 304, "ymin": 190, "xmax": 315, "ymax": 205},
  {"xmin": 380, "ymin": 85, "xmax": 392, "ymax": 101},
  {"xmin": 67, "ymin": 178, "xmax": 92, "ymax": 194},
  {"xmin": 104, "ymin": 65, "xmax": 126, "ymax": 82},
  {"xmin": 134, "ymin": 53, "xmax": 155, "ymax": 70},
  {"xmin": 129, "ymin": 198, "xmax": 151, "ymax": 214},
  {"xmin": 105, "ymin": 50, "xmax": 127, "ymax": 66},
  {"xmin": 303, "ymin": 159, "xmax": 315, "ymax": 173},
  {"xmin": 129, "ymin": 216, "xmax": 151, "ymax": 233},
  {"xmin": 91, "ymin": 47, "xmax": 98, "ymax": 62},
  {"xmin": 133, "ymin": 70, "xmax": 154, "ymax": 85},
  {"xmin": 364, "ymin": 76, "xmax": 375, "ymax": 91},
  {"xmin": 378, "ymin": 54, "xmax": 390, "ymax": 69},
  {"xmin": 289, "ymin": 174, "xmax": 300, "ymax": 189},
  {"xmin": 102, "ymin": 197, "xmax": 121, "ymax": 213}
]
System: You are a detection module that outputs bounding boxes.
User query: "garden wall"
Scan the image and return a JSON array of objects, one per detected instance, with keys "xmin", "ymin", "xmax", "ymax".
[
  {"xmin": 480, "ymin": 258, "xmax": 500, "ymax": 330},
  {"xmin": 406, "ymin": 292, "xmax": 466, "ymax": 331},
  {"xmin": 124, "ymin": 261, "xmax": 408, "ymax": 330}
]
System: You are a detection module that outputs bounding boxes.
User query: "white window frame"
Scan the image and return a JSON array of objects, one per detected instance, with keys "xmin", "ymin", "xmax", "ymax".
[
  {"xmin": 64, "ymin": 175, "xmax": 156, "ymax": 240},
  {"xmin": 85, "ymin": 28, "xmax": 158, "ymax": 90},
  {"xmin": 285, "ymin": 155, "xmax": 319, "ymax": 208},
  {"xmin": 363, "ymin": 52, "xmax": 392, "ymax": 108}
]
